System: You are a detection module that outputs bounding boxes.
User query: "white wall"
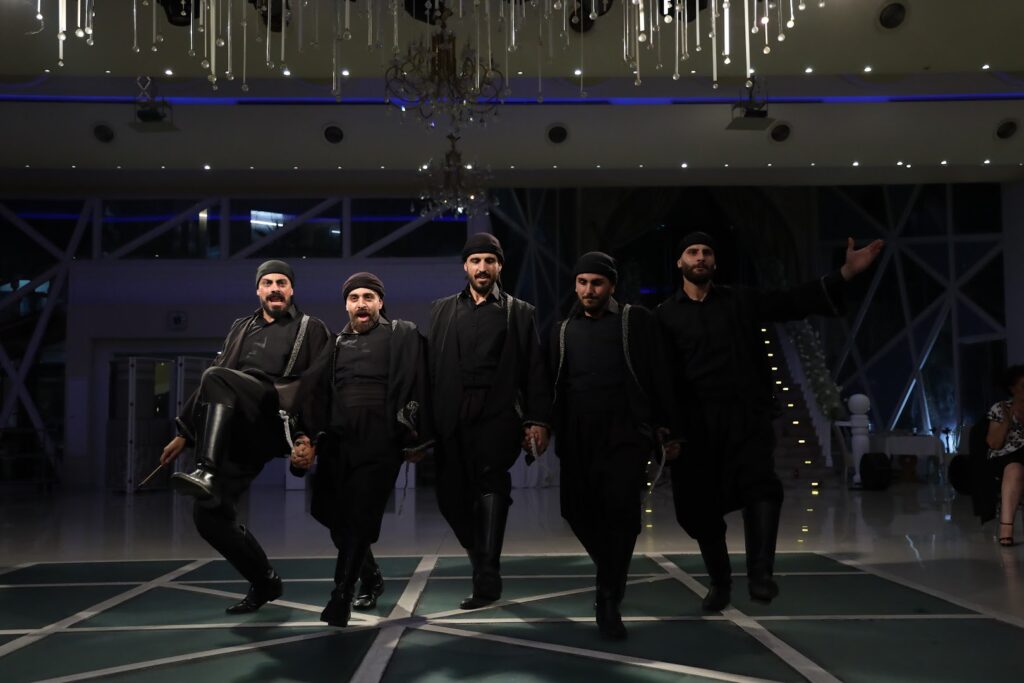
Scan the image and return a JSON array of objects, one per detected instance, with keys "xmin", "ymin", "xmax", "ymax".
[{"xmin": 64, "ymin": 257, "xmax": 466, "ymax": 489}]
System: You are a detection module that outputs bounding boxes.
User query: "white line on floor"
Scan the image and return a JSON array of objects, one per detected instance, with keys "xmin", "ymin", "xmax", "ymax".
[
  {"xmin": 820, "ymin": 552, "xmax": 1024, "ymax": 629},
  {"xmin": 650, "ymin": 553, "xmax": 842, "ymax": 683},
  {"xmin": 350, "ymin": 554, "xmax": 439, "ymax": 683},
  {"xmin": 0, "ymin": 562, "xmax": 35, "ymax": 578},
  {"xmin": 418, "ymin": 623, "xmax": 785, "ymax": 683},
  {"xmin": 0, "ymin": 582, "xmax": 141, "ymax": 589},
  {"xmin": 0, "ymin": 559, "xmax": 210, "ymax": 659}
]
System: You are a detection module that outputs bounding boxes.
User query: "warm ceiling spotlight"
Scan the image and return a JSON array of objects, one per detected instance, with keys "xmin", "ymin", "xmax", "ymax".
[
  {"xmin": 852, "ymin": 161, "xmax": 860, "ymax": 166},
  {"xmin": 982, "ymin": 64, "xmax": 991, "ymax": 70},
  {"xmin": 804, "ymin": 66, "xmax": 813, "ymax": 74},
  {"xmin": 941, "ymin": 160, "xmax": 948, "ymax": 165},
  {"xmin": 341, "ymin": 69, "xmax": 351, "ymax": 77},
  {"xmin": 863, "ymin": 66, "xmax": 873, "ymax": 73}
]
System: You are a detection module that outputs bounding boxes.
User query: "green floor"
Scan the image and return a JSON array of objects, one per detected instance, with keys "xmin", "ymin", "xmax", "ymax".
[{"xmin": 1, "ymin": 553, "xmax": 1021, "ymax": 682}]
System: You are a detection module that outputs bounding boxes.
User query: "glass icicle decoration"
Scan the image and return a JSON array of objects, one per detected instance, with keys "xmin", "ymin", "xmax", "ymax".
[
  {"xmin": 788, "ymin": 0, "xmax": 796, "ymax": 28},
  {"xmin": 151, "ymin": 0, "xmax": 159, "ymax": 52},
  {"xmin": 723, "ymin": 0, "xmax": 731, "ymax": 64},
  {"xmin": 58, "ymin": 0, "xmax": 66, "ymax": 65},
  {"xmin": 711, "ymin": 0, "xmax": 718, "ymax": 86},
  {"xmin": 694, "ymin": 0, "xmax": 700, "ymax": 52},
  {"xmin": 743, "ymin": 0, "xmax": 752, "ymax": 85},
  {"xmin": 131, "ymin": 0, "xmax": 139, "ymax": 55},
  {"xmin": 762, "ymin": 0, "xmax": 770, "ymax": 54},
  {"xmin": 226, "ymin": 0, "xmax": 234, "ymax": 79},
  {"xmin": 75, "ymin": 0, "xmax": 84, "ymax": 38},
  {"xmin": 280, "ymin": 0, "xmax": 287, "ymax": 70},
  {"xmin": 242, "ymin": 9, "xmax": 250, "ymax": 92},
  {"xmin": 210, "ymin": 0, "xmax": 218, "ymax": 88}
]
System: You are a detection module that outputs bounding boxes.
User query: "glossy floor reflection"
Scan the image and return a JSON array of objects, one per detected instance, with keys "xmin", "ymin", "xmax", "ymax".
[{"xmin": 1, "ymin": 478, "xmax": 1023, "ymax": 682}]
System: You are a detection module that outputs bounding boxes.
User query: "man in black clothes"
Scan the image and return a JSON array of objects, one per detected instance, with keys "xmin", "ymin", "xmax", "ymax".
[
  {"xmin": 159, "ymin": 259, "xmax": 331, "ymax": 614},
  {"xmin": 428, "ymin": 233, "xmax": 553, "ymax": 609},
  {"xmin": 657, "ymin": 232, "xmax": 883, "ymax": 611},
  {"xmin": 290, "ymin": 272, "xmax": 432, "ymax": 627},
  {"xmin": 551, "ymin": 252, "xmax": 679, "ymax": 640}
]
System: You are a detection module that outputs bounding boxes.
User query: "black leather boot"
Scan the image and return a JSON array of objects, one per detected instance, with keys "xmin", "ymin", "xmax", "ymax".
[
  {"xmin": 171, "ymin": 402, "xmax": 233, "ymax": 503},
  {"xmin": 594, "ymin": 586, "xmax": 627, "ymax": 641},
  {"xmin": 352, "ymin": 549, "xmax": 384, "ymax": 611},
  {"xmin": 322, "ymin": 534, "xmax": 370, "ymax": 627},
  {"xmin": 698, "ymin": 536, "xmax": 733, "ymax": 612},
  {"xmin": 744, "ymin": 499, "xmax": 781, "ymax": 604},
  {"xmin": 226, "ymin": 569, "xmax": 283, "ymax": 614},
  {"xmin": 460, "ymin": 494, "xmax": 508, "ymax": 609}
]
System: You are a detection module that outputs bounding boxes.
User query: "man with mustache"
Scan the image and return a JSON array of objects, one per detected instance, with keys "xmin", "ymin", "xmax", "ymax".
[
  {"xmin": 428, "ymin": 233, "xmax": 553, "ymax": 609},
  {"xmin": 657, "ymin": 232, "xmax": 883, "ymax": 612},
  {"xmin": 290, "ymin": 272, "xmax": 432, "ymax": 627},
  {"xmin": 159, "ymin": 259, "xmax": 331, "ymax": 614},
  {"xmin": 550, "ymin": 252, "xmax": 679, "ymax": 640}
]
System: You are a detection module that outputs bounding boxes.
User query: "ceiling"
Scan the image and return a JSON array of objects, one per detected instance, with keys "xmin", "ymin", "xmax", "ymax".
[{"xmin": 1, "ymin": 0, "xmax": 1024, "ymax": 194}]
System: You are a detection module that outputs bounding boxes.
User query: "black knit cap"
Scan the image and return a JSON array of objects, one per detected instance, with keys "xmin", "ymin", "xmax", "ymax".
[
  {"xmin": 255, "ymin": 259, "xmax": 295, "ymax": 286},
  {"xmin": 462, "ymin": 232, "xmax": 504, "ymax": 263},
  {"xmin": 342, "ymin": 272, "xmax": 385, "ymax": 299},
  {"xmin": 573, "ymin": 251, "xmax": 618, "ymax": 284},
  {"xmin": 677, "ymin": 231, "xmax": 718, "ymax": 255}
]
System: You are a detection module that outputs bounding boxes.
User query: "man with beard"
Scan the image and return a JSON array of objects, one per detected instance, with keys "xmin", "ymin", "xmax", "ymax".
[
  {"xmin": 289, "ymin": 272, "xmax": 432, "ymax": 627},
  {"xmin": 159, "ymin": 259, "xmax": 331, "ymax": 614},
  {"xmin": 428, "ymin": 233, "xmax": 552, "ymax": 609},
  {"xmin": 550, "ymin": 252, "xmax": 679, "ymax": 640},
  {"xmin": 657, "ymin": 232, "xmax": 883, "ymax": 611}
]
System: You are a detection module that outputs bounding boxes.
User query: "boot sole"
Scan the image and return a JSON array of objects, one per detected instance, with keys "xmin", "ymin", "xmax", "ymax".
[{"xmin": 169, "ymin": 474, "xmax": 215, "ymax": 500}]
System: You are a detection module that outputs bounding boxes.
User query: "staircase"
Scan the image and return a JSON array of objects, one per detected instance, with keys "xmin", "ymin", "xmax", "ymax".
[{"xmin": 764, "ymin": 326, "xmax": 837, "ymax": 489}]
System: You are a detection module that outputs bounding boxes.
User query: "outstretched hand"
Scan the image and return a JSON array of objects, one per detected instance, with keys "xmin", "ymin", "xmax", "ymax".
[
  {"xmin": 840, "ymin": 237, "xmax": 885, "ymax": 280},
  {"xmin": 159, "ymin": 436, "xmax": 186, "ymax": 466}
]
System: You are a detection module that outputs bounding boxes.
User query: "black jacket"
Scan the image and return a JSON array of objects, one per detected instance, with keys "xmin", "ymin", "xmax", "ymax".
[
  {"xmin": 550, "ymin": 299, "xmax": 679, "ymax": 442},
  {"xmin": 428, "ymin": 289, "xmax": 552, "ymax": 437},
  {"xmin": 175, "ymin": 308, "xmax": 332, "ymax": 445},
  {"xmin": 295, "ymin": 318, "xmax": 434, "ymax": 451},
  {"xmin": 656, "ymin": 272, "xmax": 846, "ymax": 415}
]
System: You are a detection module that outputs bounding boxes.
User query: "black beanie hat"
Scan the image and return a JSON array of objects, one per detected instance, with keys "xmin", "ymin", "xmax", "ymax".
[
  {"xmin": 573, "ymin": 251, "xmax": 619, "ymax": 284},
  {"xmin": 677, "ymin": 231, "xmax": 718, "ymax": 255},
  {"xmin": 462, "ymin": 233, "xmax": 504, "ymax": 263},
  {"xmin": 255, "ymin": 259, "xmax": 295, "ymax": 287},
  {"xmin": 342, "ymin": 272, "xmax": 385, "ymax": 299}
]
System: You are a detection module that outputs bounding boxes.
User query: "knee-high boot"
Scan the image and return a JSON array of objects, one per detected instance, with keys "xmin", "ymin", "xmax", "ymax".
[
  {"xmin": 322, "ymin": 531, "xmax": 370, "ymax": 627},
  {"xmin": 698, "ymin": 535, "xmax": 732, "ymax": 612},
  {"xmin": 743, "ymin": 499, "xmax": 781, "ymax": 603},
  {"xmin": 594, "ymin": 533, "xmax": 634, "ymax": 640},
  {"xmin": 171, "ymin": 402, "xmax": 233, "ymax": 503},
  {"xmin": 460, "ymin": 493, "xmax": 508, "ymax": 609}
]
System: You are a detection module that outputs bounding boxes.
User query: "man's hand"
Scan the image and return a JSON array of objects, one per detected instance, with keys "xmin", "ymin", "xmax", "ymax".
[
  {"xmin": 840, "ymin": 237, "xmax": 885, "ymax": 280},
  {"xmin": 522, "ymin": 425, "xmax": 550, "ymax": 457},
  {"xmin": 159, "ymin": 436, "xmax": 187, "ymax": 466},
  {"xmin": 403, "ymin": 449, "xmax": 426, "ymax": 463},
  {"xmin": 290, "ymin": 436, "xmax": 316, "ymax": 470}
]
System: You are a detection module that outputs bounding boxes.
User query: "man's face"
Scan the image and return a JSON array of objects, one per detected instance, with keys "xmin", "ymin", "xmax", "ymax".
[
  {"xmin": 575, "ymin": 273, "xmax": 615, "ymax": 315},
  {"xmin": 293, "ymin": 435, "xmax": 312, "ymax": 456},
  {"xmin": 463, "ymin": 253, "xmax": 502, "ymax": 295},
  {"xmin": 257, "ymin": 274, "xmax": 294, "ymax": 319},
  {"xmin": 346, "ymin": 287, "xmax": 384, "ymax": 333},
  {"xmin": 677, "ymin": 244, "xmax": 716, "ymax": 285}
]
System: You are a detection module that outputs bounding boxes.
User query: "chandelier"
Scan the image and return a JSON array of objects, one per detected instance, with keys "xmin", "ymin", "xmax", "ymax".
[
  {"xmin": 385, "ymin": 10, "xmax": 505, "ymax": 131},
  {"xmin": 24, "ymin": 1, "xmax": 826, "ymax": 96},
  {"xmin": 417, "ymin": 134, "xmax": 493, "ymax": 217}
]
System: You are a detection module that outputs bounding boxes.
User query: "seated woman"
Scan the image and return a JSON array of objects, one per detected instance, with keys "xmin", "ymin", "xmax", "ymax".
[{"xmin": 985, "ymin": 364, "xmax": 1024, "ymax": 547}]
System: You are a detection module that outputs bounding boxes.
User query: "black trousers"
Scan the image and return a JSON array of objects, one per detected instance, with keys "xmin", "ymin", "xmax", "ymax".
[
  {"xmin": 435, "ymin": 388, "xmax": 522, "ymax": 550},
  {"xmin": 669, "ymin": 399, "xmax": 783, "ymax": 542},
  {"xmin": 559, "ymin": 406, "xmax": 649, "ymax": 592},
  {"xmin": 190, "ymin": 367, "xmax": 288, "ymax": 584},
  {"xmin": 311, "ymin": 403, "xmax": 403, "ymax": 543}
]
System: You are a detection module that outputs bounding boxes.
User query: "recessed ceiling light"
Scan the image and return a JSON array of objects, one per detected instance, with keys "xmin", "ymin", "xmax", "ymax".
[
  {"xmin": 984, "ymin": 159, "xmax": 991, "ymax": 164},
  {"xmin": 337, "ymin": 165, "xmax": 343, "ymax": 170},
  {"xmin": 71, "ymin": 164, "xmax": 76, "ymax": 169},
  {"xmin": 724, "ymin": 163, "xmax": 729, "ymax": 167},
  {"xmin": 24, "ymin": 164, "xmax": 30, "ymax": 168},
  {"xmin": 341, "ymin": 69, "xmax": 350, "ymax": 77},
  {"xmin": 638, "ymin": 164, "xmax": 644, "ymax": 168},
  {"xmin": 164, "ymin": 68, "xmax": 173, "ymax": 76},
  {"xmin": 852, "ymin": 161, "xmax": 860, "ymax": 166},
  {"xmin": 805, "ymin": 67, "xmax": 814, "ymax": 74},
  {"xmin": 690, "ymin": 69, "xmax": 696, "ymax": 74},
  {"xmin": 517, "ymin": 71, "xmax": 524, "ymax": 76},
  {"xmin": 44, "ymin": 69, "xmax": 50, "ymax": 73},
  {"xmin": 810, "ymin": 162, "xmax": 816, "ymax": 166},
  {"xmin": 767, "ymin": 162, "xmax": 773, "ymax": 167},
  {"xmin": 905, "ymin": 163, "xmax": 912, "ymax": 168},
  {"xmin": 596, "ymin": 164, "xmax": 601, "ymax": 168},
  {"xmin": 552, "ymin": 165, "xmax": 558, "ymax": 169},
  {"xmin": 897, "ymin": 160, "xmax": 903, "ymax": 166},
  {"xmin": 294, "ymin": 165, "xmax": 300, "ymax": 170},
  {"xmin": 160, "ymin": 165, "xmax": 166, "ymax": 169},
  {"xmin": 380, "ymin": 165, "xmax": 385, "ymax": 169},
  {"xmin": 203, "ymin": 164, "xmax": 211, "ymax": 170},
  {"xmin": 982, "ymin": 64, "xmax": 991, "ymax": 70},
  {"xmin": 282, "ymin": 67, "xmax": 292, "ymax": 76},
  {"xmin": 680, "ymin": 162, "xmax": 688, "ymax": 168},
  {"xmin": 249, "ymin": 165, "xmax": 254, "ymax": 170},
  {"xmin": 941, "ymin": 160, "xmax": 948, "ymax": 165},
  {"xmin": 863, "ymin": 66, "xmax": 873, "ymax": 73},
  {"xmin": 116, "ymin": 165, "xmax": 122, "ymax": 169},
  {"xmin": 573, "ymin": 68, "xmax": 582, "ymax": 76},
  {"xmin": 105, "ymin": 69, "xmax": 111, "ymax": 74}
]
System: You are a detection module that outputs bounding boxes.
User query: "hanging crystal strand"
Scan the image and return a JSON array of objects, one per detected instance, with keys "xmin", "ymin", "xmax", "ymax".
[
  {"xmin": 788, "ymin": 0, "xmax": 796, "ymax": 28},
  {"xmin": 672, "ymin": 0, "xmax": 678, "ymax": 80},
  {"xmin": 776, "ymin": 0, "xmax": 785, "ymax": 42},
  {"xmin": 74, "ymin": 0, "xmax": 83, "ymax": 38},
  {"xmin": 343, "ymin": 0, "xmax": 351, "ymax": 39},
  {"xmin": 58, "ymin": 0, "xmax": 66, "ymax": 66},
  {"xmin": 280, "ymin": 0, "xmax": 287, "ymax": 68},
  {"xmin": 722, "ymin": 0, "xmax": 730, "ymax": 64},
  {"xmin": 35, "ymin": 0, "xmax": 42, "ymax": 23},
  {"xmin": 486, "ymin": 0, "xmax": 493, "ymax": 71},
  {"xmin": 711, "ymin": 0, "xmax": 718, "ymax": 87},
  {"xmin": 85, "ymin": 0, "xmax": 95, "ymax": 44},
  {"xmin": 621, "ymin": 0, "xmax": 627, "ymax": 63},
  {"xmin": 226, "ymin": 0, "xmax": 234, "ymax": 79},
  {"xmin": 202, "ymin": 1, "xmax": 211, "ymax": 70},
  {"xmin": 151, "ymin": 0, "xmax": 159, "ymax": 52},
  {"xmin": 130, "ymin": 0, "xmax": 139, "ymax": 55},
  {"xmin": 475, "ymin": 8, "xmax": 481, "ymax": 91},
  {"xmin": 460, "ymin": 0, "xmax": 464, "ymax": 20},
  {"xmin": 563, "ymin": 0, "xmax": 569, "ymax": 48},
  {"xmin": 313, "ymin": 0, "xmax": 320, "ymax": 47},
  {"xmin": 189, "ymin": 0, "xmax": 196, "ymax": 56},
  {"xmin": 638, "ymin": 0, "xmax": 646, "ymax": 45},
  {"xmin": 578, "ymin": 2, "xmax": 585, "ymax": 95},
  {"xmin": 537, "ymin": 16, "xmax": 544, "ymax": 102},
  {"xmin": 634, "ymin": 1, "xmax": 642, "ymax": 84},
  {"xmin": 510, "ymin": 0, "xmax": 517, "ymax": 53},
  {"xmin": 693, "ymin": 0, "xmax": 701, "ymax": 52},
  {"xmin": 332, "ymin": 0, "xmax": 340, "ymax": 98},
  {"xmin": 367, "ymin": 0, "xmax": 373, "ymax": 51},
  {"xmin": 266, "ymin": 0, "xmax": 274, "ymax": 67},
  {"xmin": 761, "ymin": 0, "xmax": 769, "ymax": 54},
  {"xmin": 743, "ymin": 0, "xmax": 751, "ymax": 84},
  {"xmin": 242, "ymin": 5, "xmax": 251, "ymax": 92},
  {"xmin": 210, "ymin": 0, "xmax": 218, "ymax": 88},
  {"xmin": 681, "ymin": 0, "xmax": 687, "ymax": 60},
  {"xmin": 392, "ymin": 0, "xmax": 399, "ymax": 54}
]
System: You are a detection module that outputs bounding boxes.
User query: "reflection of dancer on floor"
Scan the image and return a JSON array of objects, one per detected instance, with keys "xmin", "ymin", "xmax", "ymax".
[
  {"xmin": 985, "ymin": 365, "xmax": 1024, "ymax": 547},
  {"xmin": 656, "ymin": 232, "xmax": 883, "ymax": 611},
  {"xmin": 428, "ymin": 234, "xmax": 552, "ymax": 609},
  {"xmin": 550, "ymin": 252, "xmax": 680, "ymax": 640},
  {"xmin": 159, "ymin": 260, "xmax": 332, "ymax": 614},
  {"xmin": 290, "ymin": 273, "xmax": 432, "ymax": 626}
]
